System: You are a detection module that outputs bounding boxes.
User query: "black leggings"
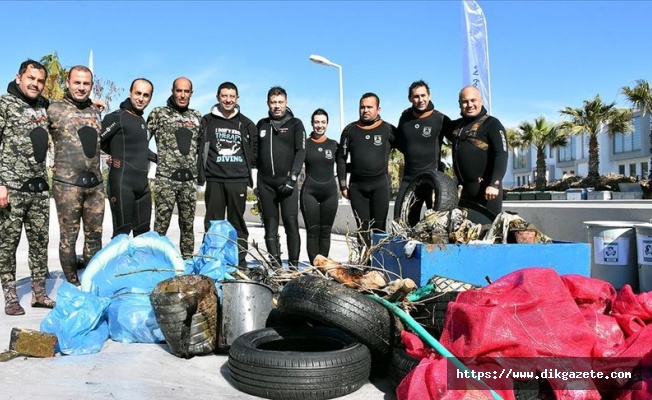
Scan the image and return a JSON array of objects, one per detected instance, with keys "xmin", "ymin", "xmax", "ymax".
[
  {"xmin": 348, "ymin": 173, "xmax": 390, "ymax": 248},
  {"xmin": 300, "ymin": 176, "xmax": 338, "ymax": 264},
  {"xmin": 107, "ymin": 164, "xmax": 151, "ymax": 237},
  {"xmin": 257, "ymin": 176, "xmax": 300, "ymax": 262}
]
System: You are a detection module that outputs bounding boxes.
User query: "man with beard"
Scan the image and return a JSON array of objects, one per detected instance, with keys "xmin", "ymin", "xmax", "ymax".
[
  {"xmin": 147, "ymin": 77, "xmax": 202, "ymax": 259},
  {"xmin": 101, "ymin": 78, "xmax": 156, "ymax": 237},
  {"xmin": 0, "ymin": 60, "xmax": 54, "ymax": 315},
  {"xmin": 337, "ymin": 93, "xmax": 395, "ymax": 253},
  {"xmin": 446, "ymin": 85, "xmax": 508, "ymax": 215},
  {"xmin": 48, "ymin": 65, "xmax": 104, "ymax": 285},
  {"xmin": 198, "ymin": 81, "xmax": 257, "ymax": 268},
  {"xmin": 394, "ymin": 80, "xmax": 452, "ymax": 225},
  {"xmin": 256, "ymin": 86, "xmax": 305, "ymax": 267}
]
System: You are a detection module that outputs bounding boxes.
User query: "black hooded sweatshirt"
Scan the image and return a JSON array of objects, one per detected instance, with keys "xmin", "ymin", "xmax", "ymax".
[{"xmin": 198, "ymin": 103, "xmax": 257, "ymax": 187}]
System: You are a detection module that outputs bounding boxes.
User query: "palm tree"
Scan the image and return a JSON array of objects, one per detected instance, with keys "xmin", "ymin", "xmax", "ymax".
[
  {"xmin": 621, "ymin": 79, "xmax": 652, "ymax": 179},
  {"xmin": 559, "ymin": 95, "xmax": 632, "ymax": 186},
  {"xmin": 515, "ymin": 117, "xmax": 568, "ymax": 190},
  {"xmin": 506, "ymin": 127, "xmax": 521, "ymax": 149},
  {"xmin": 40, "ymin": 52, "xmax": 67, "ymax": 100}
]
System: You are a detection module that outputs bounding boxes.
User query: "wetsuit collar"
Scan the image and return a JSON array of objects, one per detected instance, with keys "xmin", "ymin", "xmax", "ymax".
[
  {"xmin": 460, "ymin": 106, "xmax": 488, "ymax": 123},
  {"xmin": 167, "ymin": 96, "xmax": 188, "ymax": 113},
  {"xmin": 120, "ymin": 98, "xmax": 144, "ymax": 116},
  {"xmin": 412, "ymin": 101, "xmax": 435, "ymax": 118},
  {"xmin": 211, "ymin": 103, "xmax": 240, "ymax": 119},
  {"xmin": 356, "ymin": 116, "xmax": 382, "ymax": 127},
  {"xmin": 7, "ymin": 80, "xmax": 46, "ymax": 107},
  {"xmin": 64, "ymin": 90, "xmax": 93, "ymax": 110},
  {"xmin": 269, "ymin": 107, "xmax": 293, "ymax": 130},
  {"xmin": 310, "ymin": 132, "xmax": 328, "ymax": 143}
]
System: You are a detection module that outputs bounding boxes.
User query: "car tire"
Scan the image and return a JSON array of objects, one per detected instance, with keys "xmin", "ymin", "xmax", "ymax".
[
  {"xmin": 400, "ymin": 170, "xmax": 458, "ymax": 226},
  {"xmin": 228, "ymin": 326, "xmax": 371, "ymax": 400},
  {"xmin": 411, "ymin": 291, "xmax": 460, "ymax": 339},
  {"xmin": 277, "ymin": 275, "xmax": 399, "ymax": 366},
  {"xmin": 388, "ymin": 346, "xmax": 421, "ymax": 388}
]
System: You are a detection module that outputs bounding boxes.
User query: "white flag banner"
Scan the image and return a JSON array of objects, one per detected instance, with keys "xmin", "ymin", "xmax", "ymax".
[
  {"xmin": 462, "ymin": 0, "xmax": 492, "ymax": 114},
  {"xmin": 88, "ymin": 49, "xmax": 94, "ymax": 99}
]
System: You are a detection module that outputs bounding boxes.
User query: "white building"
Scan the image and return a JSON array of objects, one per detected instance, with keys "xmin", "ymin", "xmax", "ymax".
[{"xmin": 504, "ymin": 111, "xmax": 652, "ymax": 188}]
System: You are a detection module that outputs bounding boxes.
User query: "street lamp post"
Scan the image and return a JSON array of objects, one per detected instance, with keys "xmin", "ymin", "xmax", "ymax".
[{"xmin": 309, "ymin": 54, "xmax": 344, "ymax": 133}]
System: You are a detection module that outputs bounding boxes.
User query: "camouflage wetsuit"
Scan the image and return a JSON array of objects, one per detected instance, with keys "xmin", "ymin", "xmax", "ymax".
[
  {"xmin": 48, "ymin": 92, "xmax": 104, "ymax": 283},
  {"xmin": 147, "ymin": 97, "xmax": 201, "ymax": 259},
  {"xmin": 0, "ymin": 82, "xmax": 50, "ymax": 288}
]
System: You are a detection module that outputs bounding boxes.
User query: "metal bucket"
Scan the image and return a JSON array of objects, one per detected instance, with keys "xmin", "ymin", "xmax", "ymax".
[
  {"xmin": 218, "ymin": 280, "xmax": 273, "ymax": 350},
  {"xmin": 584, "ymin": 220, "xmax": 642, "ymax": 291}
]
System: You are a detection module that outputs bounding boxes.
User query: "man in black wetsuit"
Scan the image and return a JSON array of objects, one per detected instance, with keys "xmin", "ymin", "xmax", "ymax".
[
  {"xmin": 446, "ymin": 85, "xmax": 508, "ymax": 215},
  {"xmin": 101, "ymin": 78, "xmax": 155, "ymax": 237},
  {"xmin": 256, "ymin": 86, "xmax": 306, "ymax": 267},
  {"xmin": 394, "ymin": 80, "xmax": 451, "ymax": 225},
  {"xmin": 337, "ymin": 93, "xmax": 395, "ymax": 252}
]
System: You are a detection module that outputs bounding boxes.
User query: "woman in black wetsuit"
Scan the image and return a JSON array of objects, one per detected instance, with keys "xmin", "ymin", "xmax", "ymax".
[{"xmin": 300, "ymin": 109, "xmax": 339, "ymax": 264}]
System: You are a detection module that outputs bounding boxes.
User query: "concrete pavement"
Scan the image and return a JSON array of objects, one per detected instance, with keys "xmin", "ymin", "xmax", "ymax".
[{"xmin": 0, "ymin": 200, "xmax": 396, "ymax": 399}]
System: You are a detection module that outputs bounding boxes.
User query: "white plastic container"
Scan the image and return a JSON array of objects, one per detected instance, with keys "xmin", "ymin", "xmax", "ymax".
[
  {"xmin": 634, "ymin": 223, "xmax": 652, "ymax": 293},
  {"xmin": 584, "ymin": 221, "xmax": 642, "ymax": 291}
]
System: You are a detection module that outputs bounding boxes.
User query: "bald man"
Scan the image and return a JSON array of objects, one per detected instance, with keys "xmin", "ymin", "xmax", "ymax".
[
  {"xmin": 147, "ymin": 77, "xmax": 202, "ymax": 258},
  {"xmin": 445, "ymin": 86, "xmax": 508, "ymax": 215}
]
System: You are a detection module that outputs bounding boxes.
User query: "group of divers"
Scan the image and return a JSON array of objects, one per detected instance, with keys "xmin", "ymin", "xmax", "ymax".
[{"xmin": 0, "ymin": 59, "xmax": 508, "ymax": 316}]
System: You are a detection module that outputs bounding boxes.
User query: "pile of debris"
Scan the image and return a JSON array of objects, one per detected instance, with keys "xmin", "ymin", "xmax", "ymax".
[
  {"xmin": 4, "ymin": 214, "xmax": 631, "ymax": 400},
  {"xmin": 391, "ymin": 208, "xmax": 552, "ymax": 245}
]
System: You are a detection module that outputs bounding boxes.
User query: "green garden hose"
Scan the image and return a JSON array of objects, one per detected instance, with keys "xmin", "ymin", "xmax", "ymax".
[{"xmin": 370, "ymin": 294, "xmax": 503, "ymax": 400}]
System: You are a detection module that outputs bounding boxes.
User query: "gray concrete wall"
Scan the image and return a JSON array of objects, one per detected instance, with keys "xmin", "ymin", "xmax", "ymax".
[
  {"xmin": 502, "ymin": 200, "xmax": 652, "ymax": 243},
  {"xmin": 239, "ymin": 200, "xmax": 394, "ymax": 235},
  {"xmin": 206, "ymin": 200, "xmax": 652, "ymax": 244}
]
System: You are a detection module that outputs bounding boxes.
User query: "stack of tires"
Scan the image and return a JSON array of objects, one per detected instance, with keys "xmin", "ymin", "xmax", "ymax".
[{"xmin": 227, "ymin": 275, "xmax": 401, "ymax": 400}]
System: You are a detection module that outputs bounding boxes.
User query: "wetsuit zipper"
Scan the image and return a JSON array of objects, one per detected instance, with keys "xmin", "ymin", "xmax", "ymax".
[{"xmin": 270, "ymin": 124, "xmax": 275, "ymax": 176}]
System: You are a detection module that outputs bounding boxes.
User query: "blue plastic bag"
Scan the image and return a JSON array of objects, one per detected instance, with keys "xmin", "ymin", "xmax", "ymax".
[
  {"xmin": 108, "ymin": 291, "xmax": 164, "ymax": 343},
  {"xmin": 76, "ymin": 232, "xmax": 185, "ymax": 345},
  {"xmin": 192, "ymin": 220, "xmax": 238, "ymax": 281},
  {"xmin": 40, "ymin": 282, "xmax": 110, "ymax": 355},
  {"xmin": 81, "ymin": 231, "xmax": 184, "ymax": 297}
]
